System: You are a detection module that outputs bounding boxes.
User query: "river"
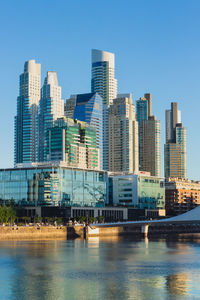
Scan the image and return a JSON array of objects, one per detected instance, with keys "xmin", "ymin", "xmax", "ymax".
[{"xmin": 0, "ymin": 236, "xmax": 200, "ymax": 299}]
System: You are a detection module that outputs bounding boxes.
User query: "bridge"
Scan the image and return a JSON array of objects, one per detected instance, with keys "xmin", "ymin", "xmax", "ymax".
[{"xmin": 87, "ymin": 205, "xmax": 200, "ymax": 237}]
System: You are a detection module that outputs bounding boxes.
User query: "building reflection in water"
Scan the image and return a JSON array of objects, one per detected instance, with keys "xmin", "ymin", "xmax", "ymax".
[
  {"xmin": 165, "ymin": 273, "xmax": 189, "ymax": 296},
  {"xmin": 0, "ymin": 238, "xmax": 199, "ymax": 300}
]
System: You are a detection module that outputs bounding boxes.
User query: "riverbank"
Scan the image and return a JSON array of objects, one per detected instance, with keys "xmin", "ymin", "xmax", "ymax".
[{"xmin": 0, "ymin": 225, "xmax": 84, "ymax": 240}]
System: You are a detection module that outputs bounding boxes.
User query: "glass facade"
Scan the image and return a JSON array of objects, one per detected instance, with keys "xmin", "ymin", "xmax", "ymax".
[
  {"xmin": 109, "ymin": 174, "xmax": 165, "ymax": 209},
  {"xmin": 73, "ymin": 93, "xmax": 103, "ymax": 169},
  {"xmin": 136, "ymin": 99, "xmax": 148, "ymax": 123},
  {"xmin": 38, "ymin": 71, "xmax": 64, "ymax": 162},
  {"xmin": 46, "ymin": 118, "xmax": 99, "ymax": 169},
  {"xmin": 0, "ymin": 167, "xmax": 107, "ymax": 207},
  {"xmin": 138, "ymin": 176, "xmax": 165, "ymax": 209},
  {"xmin": 14, "ymin": 60, "xmax": 41, "ymax": 165}
]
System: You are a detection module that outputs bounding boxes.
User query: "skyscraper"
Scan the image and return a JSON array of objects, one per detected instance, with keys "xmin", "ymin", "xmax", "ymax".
[
  {"xmin": 109, "ymin": 94, "xmax": 139, "ymax": 173},
  {"xmin": 91, "ymin": 49, "xmax": 118, "ymax": 170},
  {"xmin": 164, "ymin": 102, "xmax": 187, "ymax": 178},
  {"xmin": 14, "ymin": 60, "xmax": 41, "ymax": 165},
  {"xmin": 72, "ymin": 92, "xmax": 103, "ymax": 169},
  {"xmin": 38, "ymin": 71, "xmax": 64, "ymax": 162},
  {"xmin": 136, "ymin": 93, "xmax": 161, "ymax": 177},
  {"xmin": 91, "ymin": 49, "xmax": 117, "ymax": 105}
]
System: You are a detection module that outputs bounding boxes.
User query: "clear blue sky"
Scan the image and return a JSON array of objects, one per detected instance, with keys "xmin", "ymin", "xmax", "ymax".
[{"xmin": 0, "ymin": 0, "xmax": 199, "ymax": 180}]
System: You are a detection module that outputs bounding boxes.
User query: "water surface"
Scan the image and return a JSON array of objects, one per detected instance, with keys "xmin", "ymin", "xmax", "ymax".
[{"xmin": 0, "ymin": 236, "xmax": 200, "ymax": 300}]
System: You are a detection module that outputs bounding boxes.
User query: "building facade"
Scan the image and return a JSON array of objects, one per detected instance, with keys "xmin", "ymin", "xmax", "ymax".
[
  {"xmin": 109, "ymin": 172, "xmax": 165, "ymax": 210},
  {"xmin": 136, "ymin": 94, "xmax": 161, "ymax": 177},
  {"xmin": 38, "ymin": 71, "xmax": 64, "ymax": 162},
  {"xmin": 91, "ymin": 49, "xmax": 117, "ymax": 106},
  {"xmin": 109, "ymin": 94, "xmax": 139, "ymax": 173},
  {"xmin": 65, "ymin": 96, "xmax": 76, "ymax": 119},
  {"xmin": 140, "ymin": 116, "xmax": 161, "ymax": 177},
  {"xmin": 14, "ymin": 60, "xmax": 41, "ymax": 165},
  {"xmin": 165, "ymin": 178, "xmax": 200, "ymax": 215},
  {"xmin": 0, "ymin": 163, "xmax": 107, "ymax": 207},
  {"xmin": 164, "ymin": 102, "xmax": 187, "ymax": 178},
  {"xmin": 71, "ymin": 93, "xmax": 103, "ymax": 169},
  {"xmin": 91, "ymin": 49, "xmax": 118, "ymax": 170},
  {"xmin": 46, "ymin": 118, "xmax": 100, "ymax": 170}
]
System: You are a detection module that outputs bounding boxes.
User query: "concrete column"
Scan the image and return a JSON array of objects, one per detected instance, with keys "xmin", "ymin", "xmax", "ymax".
[{"xmin": 141, "ymin": 224, "xmax": 149, "ymax": 238}]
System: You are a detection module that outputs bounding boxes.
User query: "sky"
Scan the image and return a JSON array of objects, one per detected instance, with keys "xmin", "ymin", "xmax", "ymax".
[{"xmin": 0, "ymin": 0, "xmax": 200, "ymax": 180}]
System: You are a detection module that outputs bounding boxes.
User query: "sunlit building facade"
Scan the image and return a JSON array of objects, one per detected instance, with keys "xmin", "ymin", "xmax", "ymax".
[
  {"xmin": 109, "ymin": 172, "xmax": 165, "ymax": 210},
  {"xmin": 14, "ymin": 60, "xmax": 41, "ymax": 165},
  {"xmin": 109, "ymin": 94, "xmax": 139, "ymax": 173},
  {"xmin": 38, "ymin": 71, "xmax": 64, "ymax": 162},
  {"xmin": 0, "ymin": 164, "xmax": 107, "ymax": 207},
  {"xmin": 164, "ymin": 102, "xmax": 187, "ymax": 178},
  {"xmin": 46, "ymin": 118, "xmax": 100, "ymax": 170},
  {"xmin": 91, "ymin": 49, "xmax": 118, "ymax": 170},
  {"xmin": 72, "ymin": 92, "xmax": 103, "ymax": 169},
  {"xmin": 136, "ymin": 94, "xmax": 161, "ymax": 177}
]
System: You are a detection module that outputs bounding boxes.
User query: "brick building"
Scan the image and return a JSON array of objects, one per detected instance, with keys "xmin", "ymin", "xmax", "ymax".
[{"xmin": 165, "ymin": 178, "xmax": 200, "ymax": 215}]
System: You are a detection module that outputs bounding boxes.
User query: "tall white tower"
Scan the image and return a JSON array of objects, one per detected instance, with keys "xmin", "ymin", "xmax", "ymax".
[
  {"xmin": 38, "ymin": 71, "xmax": 64, "ymax": 162},
  {"xmin": 91, "ymin": 49, "xmax": 118, "ymax": 170},
  {"xmin": 91, "ymin": 49, "xmax": 117, "ymax": 105},
  {"xmin": 14, "ymin": 60, "xmax": 41, "ymax": 165}
]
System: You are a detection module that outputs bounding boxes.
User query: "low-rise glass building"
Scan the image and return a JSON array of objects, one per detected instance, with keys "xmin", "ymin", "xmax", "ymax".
[
  {"xmin": 0, "ymin": 163, "xmax": 107, "ymax": 207},
  {"xmin": 109, "ymin": 172, "xmax": 165, "ymax": 209}
]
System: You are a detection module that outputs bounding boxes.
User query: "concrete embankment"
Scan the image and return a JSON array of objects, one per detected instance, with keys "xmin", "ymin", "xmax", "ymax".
[
  {"xmin": 86, "ymin": 223, "xmax": 200, "ymax": 238},
  {"xmin": 1, "ymin": 223, "xmax": 200, "ymax": 240},
  {"xmin": 0, "ymin": 225, "xmax": 84, "ymax": 240}
]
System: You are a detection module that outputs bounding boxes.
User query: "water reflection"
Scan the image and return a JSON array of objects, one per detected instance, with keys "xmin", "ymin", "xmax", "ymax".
[
  {"xmin": 165, "ymin": 273, "xmax": 189, "ymax": 296},
  {"xmin": 0, "ymin": 237, "xmax": 199, "ymax": 299}
]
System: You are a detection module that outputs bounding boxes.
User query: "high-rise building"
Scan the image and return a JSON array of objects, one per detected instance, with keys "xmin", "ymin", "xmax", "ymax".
[
  {"xmin": 91, "ymin": 49, "xmax": 117, "ymax": 106},
  {"xmin": 38, "ymin": 71, "xmax": 64, "ymax": 162},
  {"xmin": 140, "ymin": 116, "xmax": 161, "ymax": 177},
  {"xmin": 71, "ymin": 93, "xmax": 103, "ymax": 169},
  {"xmin": 136, "ymin": 93, "xmax": 161, "ymax": 177},
  {"xmin": 91, "ymin": 49, "xmax": 118, "ymax": 170},
  {"xmin": 46, "ymin": 117, "xmax": 100, "ymax": 170},
  {"xmin": 109, "ymin": 94, "xmax": 139, "ymax": 173},
  {"xmin": 164, "ymin": 102, "xmax": 187, "ymax": 178},
  {"xmin": 14, "ymin": 60, "xmax": 41, "ymax": 165}
]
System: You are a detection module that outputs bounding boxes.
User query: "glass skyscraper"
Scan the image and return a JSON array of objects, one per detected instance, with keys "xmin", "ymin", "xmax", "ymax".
[
  {"xmin": 14, "ymin": 60, "xmax": 41, "ymax": 165},
  {"xmin": 91, "ymin": 49, "xmax": 118, "ymax": 170},
  {"xmin": 38, "ymin": 71, "xmax": 64, "ymax": 162},
  {"xmin": 72, "ymin": 92, "xmax": 103, "ymax": 169}
]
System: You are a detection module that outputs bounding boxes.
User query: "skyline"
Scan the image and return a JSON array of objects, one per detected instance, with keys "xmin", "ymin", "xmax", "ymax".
[{"xmin": 0, "ymin": 0, "xmax": 200, "ymax": 179}]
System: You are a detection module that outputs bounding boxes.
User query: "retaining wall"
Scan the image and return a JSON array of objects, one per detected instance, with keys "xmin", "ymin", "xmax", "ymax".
[{"xmin": 0, "ymin": 225, "xmax": 84, "ymax": 240}]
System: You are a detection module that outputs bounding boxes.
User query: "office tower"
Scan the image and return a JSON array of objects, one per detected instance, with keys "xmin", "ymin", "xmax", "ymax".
[
  {"xmin": 72, "ymin": 93, "xmax": 103, "ymax": 169},
  {"xmin": 91, "ymin": 49, "xmax": 117, "ymax": 105},
  {"xmin": 91, "ymin": 49, "xmax": 118, "ymax": 170},
  {"xmin": 38, "ymin": 71, "xmax": 64, "ymax": 162},
  {"xmin": 46, "ymin": 117, "xmax": 100, "ymax": 170},
  {"xmin": 164, "ymin": 102, "xmax": 187, "ymax": 178},
  {"xmin": 136, "ymin": 94, "xmax": 161, "ymax": 177},
  {"xmin": 14, "ymin": 60, "xmax": 41, "ymax": 165},
  {"xmin": 109, "ymin": 94, "xmax": 139, "ymax": 173}
]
